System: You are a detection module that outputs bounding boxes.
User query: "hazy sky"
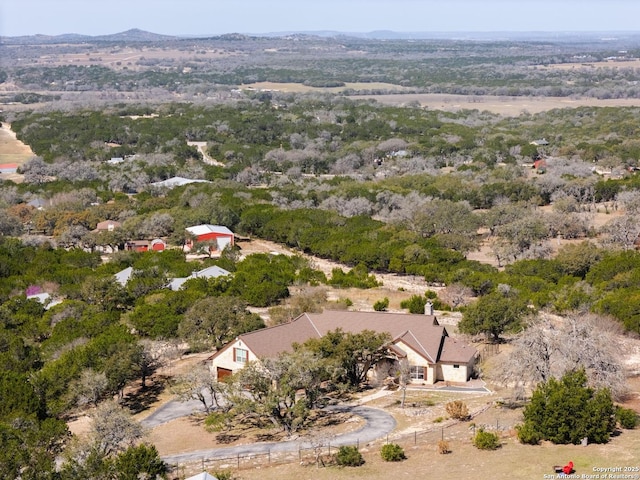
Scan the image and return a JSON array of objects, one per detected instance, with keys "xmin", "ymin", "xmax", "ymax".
[{"xmin": 2, "ymin": 0, "xmax": 639, "ymax": 37}]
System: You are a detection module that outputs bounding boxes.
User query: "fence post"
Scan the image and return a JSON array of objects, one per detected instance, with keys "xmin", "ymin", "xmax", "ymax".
[
  {"xmin": 441, "ymin": 427, "xmax": 444, "ymax": 441},
  {"xmin": 414, "ymin": 431, "xmax": 417, "ymax": 445},
  {"xmin": 237, "ymin": 453, "xmax": 240, "ymax": 469},
  {"xmin": 299, "ymin": 447, "xmax": 301, "ymax": 461},
  {"xmin": 268, "ymin": 449, "xmax": 271, "ymax": 465},
  {"xmin": 328, "ymin": 443, "xmax": 331, "ymax": 456},
  {"xmin": 357, "ymin": 439, "xmax": 359, "ymax": 449}
]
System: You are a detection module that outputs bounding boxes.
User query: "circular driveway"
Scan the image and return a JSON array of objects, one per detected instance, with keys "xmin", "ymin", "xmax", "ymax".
[{"xmin": 155, "ymin": 404, "xmax": 396, "ymax": 465}]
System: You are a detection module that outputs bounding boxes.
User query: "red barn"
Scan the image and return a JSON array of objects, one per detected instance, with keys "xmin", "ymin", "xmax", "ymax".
[
  {"xmin": 185, "ymin": 224, "xmax": 235, "ymax": 252},
  {"xmin": 150, "ymin": 238, "xmax": 166, "ymax": 251}
]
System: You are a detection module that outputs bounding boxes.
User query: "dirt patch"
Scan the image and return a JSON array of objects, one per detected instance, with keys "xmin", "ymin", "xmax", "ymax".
[
  {"xmin": 0, "ymin": 122, "xmax": 34, "ymax": 161},
  {"xmin": 354, "ymin": 93, "xmax": 640, "ymax": 116}
]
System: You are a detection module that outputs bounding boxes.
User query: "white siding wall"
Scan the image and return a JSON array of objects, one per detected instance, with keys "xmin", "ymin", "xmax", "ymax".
[
  {"xmin": 211, "ymin": 339, "xmax": 254, "ymax": 379},
  {"xmin": 439, "ymin": 362, "xmax": 471, "ymax": 383},
  {"xmin": 395, "ymin": 341, "xmax": 436, "ymax": 385}
]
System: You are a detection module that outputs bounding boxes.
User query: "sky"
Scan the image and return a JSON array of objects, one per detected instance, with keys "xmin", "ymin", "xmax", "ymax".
[{"xmin": 2, "ymin": 0, "xmax": 640, "ymax": 37}]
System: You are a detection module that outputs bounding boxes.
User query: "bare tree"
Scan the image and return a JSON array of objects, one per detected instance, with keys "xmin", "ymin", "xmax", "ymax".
[
  {"xmin": 172, "ymin": 364, "xmax": 233, "ymax": 413},
  {"xmin": 600, "ymin": 215, "xmax": 640, "ymax": 250},
  {"xmin": 439, "ymin": 283, "xmax": 474, "ymax": 309},
  {"xmin": 91, "ymin": 401, "xmax": 144, "ymax": 456},
  {"xmin": 73, "ymin": 369, "xmax": 108, "ymax": 407},
  {"xmin": 497, "ymin": 312, "xmax": 627, "ymax": 400},
  {"xmin": 616, "ymin": 190, "xmax": 640, "ymax": 214}
]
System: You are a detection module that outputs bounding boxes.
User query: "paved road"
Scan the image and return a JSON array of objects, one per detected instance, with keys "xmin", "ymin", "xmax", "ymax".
[
  {"xmin": 141, "ymin": 397, "xmax": 207, "ymax": 428},
  {"xmin": 159, "ymin": 405, "xmax": 396, "ymax": 465}
]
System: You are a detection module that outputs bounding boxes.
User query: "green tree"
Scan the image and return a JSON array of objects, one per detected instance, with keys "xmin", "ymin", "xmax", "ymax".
[
  {"xmin": 114, "ymin": 443, "xmax": 168, "ymax": 480},
  {"xmin": 0, "ymin": 417, "xmax": 69, "ymax": 480},
  {"xmin": 518, "ymin": 369, "xmax": 616, "ymax": 445},
  {"xmin": 178, "ymin": 296, "xmax": 264, "ymax": 350},
  {"xmin": 229, "ymin": 254, "xmax": 296, "ymax": 307},
  {"xmin": 302, "ymin": 329, "xmax": 391, "ymax": 388},
  {"xmin": 230, "ymin": 350, "xmax": 329, "ymax": 434},
  {"xmin": 458, "ymin": 290, "xmax": 528, "ymax": 341}
]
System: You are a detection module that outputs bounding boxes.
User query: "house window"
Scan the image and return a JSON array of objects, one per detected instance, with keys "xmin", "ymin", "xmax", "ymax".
[
  {"xmin": 234, "ymin": 348, "xmax": 248, "ymax": 364},
  {"xmin": 410, "ymin": 365, "xmax": 424, "ymax": 380},
  {"xmin": 453, "ymin": 364, "xmax": 460, "ymax": 369}
]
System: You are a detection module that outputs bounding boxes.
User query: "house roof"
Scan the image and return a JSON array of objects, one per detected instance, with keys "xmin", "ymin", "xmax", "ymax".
[
  {"xmin": 114, "ymin": 266, "xmax": 133, "ymax": 286},
  {"xmin": 186, "ymin": 224, "xmax": 234, "ymax": 236},
  {"xmin": 185, "ymin": 473, "xmax": 218, "ymax": 480},
  {"xmin": 27, "ymin": 198, "xmax": 47, "ymax": 209},
  {"xmin": 126, "ymin": 240, "xmax": 150, "ymax": 246},
  {"xmin": 95, "ymin": 220, "xmax": 122, "ymax": 230},
  {"xmin": 168, "ymin": 265, "xmax": 230, "ymax": 291},
  {"xmin": 27, "ymin": 292, "xmax": 63, "ymax": 310},
  {"xmin": 439, "ymin": 336, "xmax": 477, "ymax": 364},
  {"xmin": 215, "ymin": 311, "xmax": 476, "ymax": 365},
  {"xmin": 150, "ymin": 176, "xmax": 211, "ymax": 188}
]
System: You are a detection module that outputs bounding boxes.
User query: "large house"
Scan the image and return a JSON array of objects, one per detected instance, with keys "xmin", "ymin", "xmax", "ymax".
[{"xmin": 210, "ymin": 310, "xmax": 477, "ymax": 385}]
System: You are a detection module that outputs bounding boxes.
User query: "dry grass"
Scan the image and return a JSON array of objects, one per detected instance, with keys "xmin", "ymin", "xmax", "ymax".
[
  {"xmin": 354, "ymin": 93, "xmax": 640, "ymax": 116},
  {"xmin": 231, "ymin": 428, "xmax": 640, "ymax": 480},
  {"xmin": 0, "ymin": 122, "xmax": 34, "ymax": 164}
]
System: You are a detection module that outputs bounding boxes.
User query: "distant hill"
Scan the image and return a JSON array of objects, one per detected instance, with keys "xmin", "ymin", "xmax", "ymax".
[
  {"xmin": 93, "ymin": 28, "xmax": 177, "ymax": 42},
  {"xmin": 2, "ymin": 28, "xmax": 640, "ymax": 45},
  {"xmin": 0, "ymin": 28, "xmax": 177, "ymax": 44}
]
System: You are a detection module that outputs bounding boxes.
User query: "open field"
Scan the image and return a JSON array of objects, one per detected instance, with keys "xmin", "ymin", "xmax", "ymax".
[
  {"xmin": 240, "ymin": 82, "xmax": 640, "ymax": 115},
  {"xmin": 0, "ymin": 122, "xmax": 34, "ymax": 164},
  {"xmin": 241, "ymin": 81, "xmax": 409, "ymax": 94},
  {"xmin": 354, "ymin": 93, "xmax": 640, "ymax": 115},
  {"xmin": 538, "ymin": 59, "xmax": 640, "ymax": 71},
  {"xmin": 0, "ymin": 122, "xmax": 32, "ymax": 182},
  {"xmin": 5, "ymin": 45, "xmax": 240, "ymax": 71}
]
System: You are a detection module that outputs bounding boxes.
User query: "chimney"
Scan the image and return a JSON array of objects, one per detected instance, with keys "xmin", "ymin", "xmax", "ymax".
[{"xmin": 424, "ymin": 300, "xmax": 434, "ymax": 316}]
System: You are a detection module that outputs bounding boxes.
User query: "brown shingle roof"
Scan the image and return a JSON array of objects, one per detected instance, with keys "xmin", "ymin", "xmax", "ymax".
[
  {"xmin": 234, "ymin": 310, "xmax": 476, "ymax": 365},
  {"xmin": 439, "ymin": 336, "xmax": 477, "ymax": 364},
  {"xmin": 239, "ymin": 315, "xmax": 321, "ymax": 358}
]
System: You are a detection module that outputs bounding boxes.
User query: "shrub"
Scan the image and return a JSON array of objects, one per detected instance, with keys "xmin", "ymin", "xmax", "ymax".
[
  {"xmin": 516, "ymin": 422, "xmax": 541, "ymax": 445},
  {"xmin": 445, "ymin": 400, "xmax": 470, "ymax": 420},
  {"xmin": 473, "ymin": 428, "xmax": 500, "ymax": 450},
  {"xmin": 433, "ymin": 416, "xmax": 444, "ymax": 423},
  {"xmin": 520, "ymin": 369, "xmax": 616, "ymax": 445},
  {"xmin": 380, "ymin": 443, "xmax": 406, "ymax": 462},
  {"xmin": 437, "ymin": 440, "xmax": 451, "ymax": 454},
  {"xmin": 616, "ymin": 406, "xmax": 639, "ymax": 429},
  {"xmin": 373, "ymin": 297, "xmax": 389, "ymax": 311},
  {"xmin": 213, "ymin": 470, "xmax": 236, "ymax": 480},
  {"xmin": 335, "ymin": 446, "xmax": 364, "ymax": 466}
]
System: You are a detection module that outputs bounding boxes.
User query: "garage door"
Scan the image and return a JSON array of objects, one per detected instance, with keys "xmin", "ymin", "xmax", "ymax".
[{"xmin": 216, "ymin": 367, "xmax": 233, "ymax": 381}]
